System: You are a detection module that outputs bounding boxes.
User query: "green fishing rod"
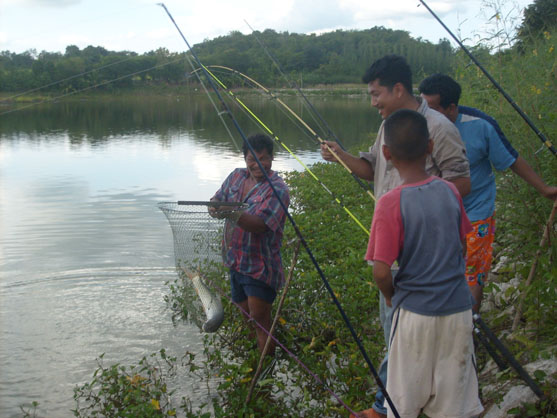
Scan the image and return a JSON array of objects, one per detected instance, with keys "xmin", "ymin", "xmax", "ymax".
[
  {"xmin": 418, "ymin": 0, "xmax": 557, "ymax": 157},
  {"xmin": 157, "ymin": 4, "xmax": 400, "ymax": 417},
  {"xmin": 244, "ymin": 20, "xmax": 380, "ymax": 198}
]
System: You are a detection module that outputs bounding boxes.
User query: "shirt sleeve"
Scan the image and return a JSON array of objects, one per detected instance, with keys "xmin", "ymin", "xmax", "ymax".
[
  {"xmin": 429, "ymin": 114, "xmax": 471, "ymax": 180},
  {"xmin": 250, "ymin": 177, "xmax": 290, "ymax": 233},
  {"xmin": 459, "ymin": 105, "xmax": 519, "ymax": 159},
  {"xmin": 365, "ymin": 190, "xmax": 402, "ymax": 266},
  {"xmin": 485, "ymin": 122, "xmax": 517, "ymax": 171},
  {"xmin": 212, "ymin": 169, "xmax": 242, "ymax": 202}
]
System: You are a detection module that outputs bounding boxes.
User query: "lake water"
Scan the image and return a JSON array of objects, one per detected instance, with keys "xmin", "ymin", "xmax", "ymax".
[{"xmin": 0, "ymin": 92, "xmax": 380, "ymax": 416}]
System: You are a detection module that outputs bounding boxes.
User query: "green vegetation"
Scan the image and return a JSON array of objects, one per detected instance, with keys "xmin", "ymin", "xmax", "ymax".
[
  {"xmin": 0, "ymin": 26, "xmax": 454, "ymax": 95},
  {"xmin": 18, "ymin": 0, "xmax": 557, "ymax": 415}
]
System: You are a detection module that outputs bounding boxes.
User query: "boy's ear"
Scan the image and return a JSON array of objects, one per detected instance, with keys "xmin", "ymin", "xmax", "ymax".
[
  {"xmin": 427, "ymin": 139, "xmax": 434, "ymax": 154},
  {"xmin": 393, "ymin": 82, "xmax": 404, "ymax": 98},
  {"xmin": 382, "ymin": 144, "xmax": 392, "ymax": 161}
]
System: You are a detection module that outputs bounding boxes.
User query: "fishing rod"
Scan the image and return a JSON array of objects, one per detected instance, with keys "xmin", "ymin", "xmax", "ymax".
[
  {"xmin": 417, "ymin": 0, "xmax": 557, "ymax": 157},
  {"xmin": 473, "ymin": 314, "xmax": 544, "ymax": 398},
  {"xmin": 244, "ymin": 21, "xmax": 379, "ymax": 198},
  {"xmin": 192, "ymin": 64, "xmax": 376, "ymax": 204},
  {"xmin": 473, "ymin": 327, "xmax": 508, "ymax": 371},
  {"xmin": 157, "ymin": 4, "xmax": 400, "ymax": 417},
  {"xmin": 189, "ymin": 65, "xmax": 372, "ymax": 234}
]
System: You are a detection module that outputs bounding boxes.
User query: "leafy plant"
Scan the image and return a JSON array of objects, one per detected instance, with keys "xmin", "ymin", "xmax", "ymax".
[{"xmin": 73, "ymin": 350, "xmax": 181, "ymax": 417}]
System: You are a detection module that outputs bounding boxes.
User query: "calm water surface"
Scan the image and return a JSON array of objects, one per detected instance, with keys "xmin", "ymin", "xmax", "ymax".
[{"xmin": 0, "ymin": 93, "xmax": 380, "ymax": 416}]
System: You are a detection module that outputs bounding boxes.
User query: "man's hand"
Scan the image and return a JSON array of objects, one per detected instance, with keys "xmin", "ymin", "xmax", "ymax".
[
  {"xmin": 320, "ymin": 140, "xmax": 344, "ymax": 163},
  {"xmin": 541, "ymin": 185, "xmax": 557, "ymax": 201},
  {"xmin": 208, "ymin": 205, "xmax": 242, "ymax": 222},
  {"xmin": 208, "ymin": 205, "xmax": 226, "ymax": 219},
  {"xmin": 373, "ymin": 260, "xmax": 394, "ymax": 304}
]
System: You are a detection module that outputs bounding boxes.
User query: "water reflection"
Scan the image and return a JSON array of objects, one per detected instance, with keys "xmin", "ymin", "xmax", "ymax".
[{"xmin": 0, "ymin": 93, "xmax": 380, "ymax": 416}]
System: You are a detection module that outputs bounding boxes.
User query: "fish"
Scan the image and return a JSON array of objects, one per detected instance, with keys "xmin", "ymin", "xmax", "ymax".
[{"xmin": 182, "ymin": 268, "xmax": 224, "ymax": 333}]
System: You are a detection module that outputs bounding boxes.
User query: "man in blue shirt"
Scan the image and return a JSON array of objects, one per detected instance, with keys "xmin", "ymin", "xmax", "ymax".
[{"xmin": 419, "ymin": 74, "xmax": 557, "ymax": 311}]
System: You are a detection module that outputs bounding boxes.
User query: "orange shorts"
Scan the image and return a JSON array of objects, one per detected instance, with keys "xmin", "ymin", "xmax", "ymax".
[{"xmin": 465, "ymin": 215, "xmax": 496, "ymax": 287}]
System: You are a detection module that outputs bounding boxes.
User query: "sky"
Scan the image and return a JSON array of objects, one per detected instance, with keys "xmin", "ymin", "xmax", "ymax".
[{"xmin": 0, "ymin": 0, "xmax": 533, "ymax": 55}]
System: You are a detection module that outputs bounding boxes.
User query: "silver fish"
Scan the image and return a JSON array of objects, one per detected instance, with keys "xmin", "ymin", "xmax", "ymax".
[{"xmin": 188, "ymin": 273, "xmax": 224, "ymax": 333}]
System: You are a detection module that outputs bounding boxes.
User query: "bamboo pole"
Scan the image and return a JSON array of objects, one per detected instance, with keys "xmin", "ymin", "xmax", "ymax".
[
  {"xmin": 512, "ymin": 200, "xmax": 557, "ymax": 331},
  {"xmin": 245, "ymin": 239, "xmax": 301, "ymax": 404}
]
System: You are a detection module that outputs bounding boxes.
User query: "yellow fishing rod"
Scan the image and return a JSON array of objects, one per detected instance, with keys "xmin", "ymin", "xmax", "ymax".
[
  {"xmin": 194, "ymin": 65, "xmax": 377, "ymax": 204},
  {"xmin": 191, "ymin": 64, "xmax": 372, "ymax": 236}
]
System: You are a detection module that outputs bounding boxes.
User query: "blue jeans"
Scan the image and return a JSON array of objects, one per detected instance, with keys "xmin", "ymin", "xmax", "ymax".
[{"xmin": 373, "ymin": 293, "xmax": 393, "ymax": 415}]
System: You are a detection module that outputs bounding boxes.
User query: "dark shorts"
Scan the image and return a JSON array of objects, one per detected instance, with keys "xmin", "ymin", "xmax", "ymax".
[{"xmin": 230, "ymin": 270, "xmax": 276, "ymax": 304}]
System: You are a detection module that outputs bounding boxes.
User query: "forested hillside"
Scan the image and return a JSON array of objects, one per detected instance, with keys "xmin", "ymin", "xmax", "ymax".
[{"xmin": 0, "ymin": 26, "xmax": 454, "ymax": 93}]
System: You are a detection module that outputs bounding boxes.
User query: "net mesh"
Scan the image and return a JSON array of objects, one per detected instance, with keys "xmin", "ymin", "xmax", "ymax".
[{"xmin": 158, "ymin": 201, "xmax": 246, "ymax": 329}]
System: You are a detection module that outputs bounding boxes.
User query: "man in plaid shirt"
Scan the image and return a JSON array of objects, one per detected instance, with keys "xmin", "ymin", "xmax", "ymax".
[{"xmin": 212, "ymin": 133, "xmax": 290, "ymax": 356}]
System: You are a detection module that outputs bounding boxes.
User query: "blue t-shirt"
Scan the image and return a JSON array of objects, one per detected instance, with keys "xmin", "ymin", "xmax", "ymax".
[{"xmin": 456, "ymin": 106, "xmax": 517, "ymax": 221}]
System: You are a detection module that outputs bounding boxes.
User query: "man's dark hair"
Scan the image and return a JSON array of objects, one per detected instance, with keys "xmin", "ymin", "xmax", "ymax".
[
  {"xmin": 419, "ymin": 73, "xmax": 462, "ymax": 108},
  {"xmin": 362, "ymin": 55, "xmax": 412, "ymax": 93},
  {"xmin": 242, "ymin": 133, "xmax": 274, "ymax": 157},
  {"xmin": 384, "ymin": 109, "xmax": 429, "ymax": 161}
]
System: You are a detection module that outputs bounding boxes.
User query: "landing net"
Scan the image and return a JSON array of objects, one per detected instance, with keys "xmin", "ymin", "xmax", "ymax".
[{"xmin": 158, "ymin": 201, "xmax": 246, "ymax": 328}]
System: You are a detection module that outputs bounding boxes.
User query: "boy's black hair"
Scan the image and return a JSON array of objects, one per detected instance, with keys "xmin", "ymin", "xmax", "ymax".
[
  {"xmin": 362, "ymin": 55, "xmax": 413, "ymax": 94},
  {"xmin": 242, "ymin": 133, "xmax": 274, "ymax": 157},
  {"xmin": 418, "ymin": 74, "xmax": 462, "ymax": 108},
  {"xmin": 384, "ymin": 109, "xmax": 429, "ymax": 161}
]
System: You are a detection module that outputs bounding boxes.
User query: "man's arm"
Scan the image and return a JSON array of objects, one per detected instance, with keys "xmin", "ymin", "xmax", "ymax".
[
  {"xmin": 510, "ymin": 156, "xmax": 557, "ymax": 200},
  {"xmin": 373, "ymin": 260, "xmax": 394, "ymax": 307},
  {"xmin": 320, "ymin": 140, "xmax": 375, "ymax": 181},
  {"xmin": 449, "ymin": 176, "xmax": 471, "ymax": 197}
]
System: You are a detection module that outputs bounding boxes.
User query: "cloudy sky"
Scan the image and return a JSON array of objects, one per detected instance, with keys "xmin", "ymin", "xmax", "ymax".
[{"xmin": 1, "ymin": 0, "xmax": 532, "ymax": 54}]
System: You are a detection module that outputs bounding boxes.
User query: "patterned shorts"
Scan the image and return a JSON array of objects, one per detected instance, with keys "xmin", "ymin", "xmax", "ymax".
[{"xmin": 465, "ymin": 215, "xmax": 496, "ymax": 287}]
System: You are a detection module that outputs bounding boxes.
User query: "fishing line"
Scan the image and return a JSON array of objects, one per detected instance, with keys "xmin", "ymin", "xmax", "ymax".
[
  {"xmin": 157, "ymin": 4, "xmax": 399, "ymax": 416},
  {"xmin": 244, "ymin": 21, "xmax": 379, "ymax": 198},
  {"xmin": 191, "ymin": 65, "xmax": 371, "ymax": 235},
  {"xmin": 0, "ymin": 57, "xmax": 187, "ymax": 116},
  {"xmin": 417, "ymin": 0, "xmax": 557, "ymax": 157}
]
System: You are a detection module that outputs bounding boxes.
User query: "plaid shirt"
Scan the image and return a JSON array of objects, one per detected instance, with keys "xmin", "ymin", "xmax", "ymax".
[{"xmin": 212, "ymin": 168, "xmax": 290, "ymax": 290}]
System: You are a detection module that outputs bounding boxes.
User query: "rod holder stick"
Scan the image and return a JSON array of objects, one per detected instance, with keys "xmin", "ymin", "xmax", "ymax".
[{"xmin": 245, "ymin": 239, "xmax": 301, "ymax": 404}]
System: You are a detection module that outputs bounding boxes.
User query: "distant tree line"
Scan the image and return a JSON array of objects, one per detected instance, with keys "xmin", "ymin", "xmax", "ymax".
[
  {"xmin": 8, "ymin": 10, "xmax": 555, "ymax": 96},
  {"xmin": 0, "ymin": 26, "xmax": 459, "ymax": 94},
  {"xmin": 1, "ymin": 0, "xmax": 554, "ymax": 95}
]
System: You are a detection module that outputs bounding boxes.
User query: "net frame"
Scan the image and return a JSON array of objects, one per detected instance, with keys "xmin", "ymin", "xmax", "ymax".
[{"xmin": 158, "ymin": 201, "xmax": 247, "ymax": 329}]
